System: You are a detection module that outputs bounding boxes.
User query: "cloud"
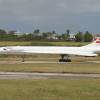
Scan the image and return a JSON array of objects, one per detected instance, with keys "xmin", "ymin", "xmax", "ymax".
[
  {"xmin": 0, "ymin": 0, "xmax": 100, "ymax": 32},
  {"xmin": 0, "ymin": 0, "xmax": 100, "ymax": 16}
]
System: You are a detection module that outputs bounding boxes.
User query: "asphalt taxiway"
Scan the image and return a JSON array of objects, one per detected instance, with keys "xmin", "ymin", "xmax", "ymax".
[
  {"xmin": 22, "ymin": 61, "xmax": 69, "ymax": 64},
  {"xmin": 0, "ymin": 72, "xmax": 100, "ymax": 79},
  {"xmin": 0, "ymin": 60, "xmax": 100, "ymax": 64},
  {"xmin": 86, "ymin": 61, "xmax": 100, "ymax": 64},
  {"xmin": 0, "ymin": 60, "xmax": 99, "ymax": 64}
]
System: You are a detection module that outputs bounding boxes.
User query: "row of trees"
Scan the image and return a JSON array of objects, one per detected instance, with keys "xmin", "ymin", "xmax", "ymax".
[
  {"xmin": 0, "ymin": 29, "xmax": 94, "ymax": 42},
  {"xmin": 75, "ymin": 31, "xmax": 93, "ymax": 42}
]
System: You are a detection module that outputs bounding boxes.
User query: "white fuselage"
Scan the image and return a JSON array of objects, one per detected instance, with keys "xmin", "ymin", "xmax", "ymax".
[
  {"xmin": 0, "ymin": 45, "xmax": 99, "ymax": 57},
  {"xmin": 0, "ymin": 38, "xmax": 100, "ymax": 57},
  {"xmin": 0, "ymin": 38, "xmax": 100, "ymax": 56}
]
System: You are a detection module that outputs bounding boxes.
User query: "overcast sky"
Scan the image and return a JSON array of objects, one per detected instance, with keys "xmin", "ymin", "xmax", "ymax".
[{"xmin": 0, "ymin": 0, "xmax": 100, "ymax": 33}]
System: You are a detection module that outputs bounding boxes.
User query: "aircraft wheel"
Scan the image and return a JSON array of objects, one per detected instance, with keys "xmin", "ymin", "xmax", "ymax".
[
  {"xmin": 59, "ymin": 59, "xmax": 71, "ymax": 62},
  {"xmin": 59, "ymin": 59, "xmax": 64, "ymax": 62},
  {"xmin": 67, "ymin": 59, "xmax": 71, "ymax": 62}
]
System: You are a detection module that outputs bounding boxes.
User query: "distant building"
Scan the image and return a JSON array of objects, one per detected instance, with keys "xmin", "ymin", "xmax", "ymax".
[
  {"xmin": 14, "ymin": 31, "xmax": 23, "ymax": 35},
  {"xmin": 69, "ymin": 34, "xmax": 75, "ymax": 41},
  {"xmin": 47, "ymin": 34, "xmax": 58, "ymax": 40}
]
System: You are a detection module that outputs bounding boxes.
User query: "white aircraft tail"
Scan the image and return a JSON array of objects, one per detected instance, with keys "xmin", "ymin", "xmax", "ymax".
[{"xmin": 82, "ymin": 37, "xmax": 100, "ymax": 48}]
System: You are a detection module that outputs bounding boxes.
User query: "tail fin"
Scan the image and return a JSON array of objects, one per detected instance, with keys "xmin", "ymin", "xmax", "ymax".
[
  {"xmin": 93, "ymin": 37, "xmax": 100, "ymax": 44},
  {"xmin": 83, "ymin": 37, "xmax": 100, "ymax": 47}
]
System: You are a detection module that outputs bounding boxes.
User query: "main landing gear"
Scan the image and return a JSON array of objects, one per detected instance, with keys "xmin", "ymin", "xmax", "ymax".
[{"xmin": 59, "ymin": 54, "xmax": 71, "ymax": 62}]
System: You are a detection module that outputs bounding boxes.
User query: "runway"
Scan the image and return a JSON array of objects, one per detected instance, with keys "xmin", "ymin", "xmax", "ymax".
[
  {"xmin": 0, "ymin": 72, "xmax": 100, "ymax": 79},
  {"xmin": 18, "ymin": 60, "xmax": 100, "ymax": 64},
  {"xmin": 86, "ymin": 61, "xmax": 100, "ymax": 64},
  {"xmin": 22, "ymin": 61, "xmax": 69, "ymax": 64},
  {"xmin": 0, "ymin": 60, "xmax": 100, "ymax": 64},
  {"xmin": 0, "ymin": 61, "xmax": 70, "ymax": 64}
]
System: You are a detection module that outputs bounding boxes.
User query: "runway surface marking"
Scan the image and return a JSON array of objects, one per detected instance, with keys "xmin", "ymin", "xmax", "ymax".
[{"xmin": 0, "ymin": 72, "xmax": 100, "ymax": 79}]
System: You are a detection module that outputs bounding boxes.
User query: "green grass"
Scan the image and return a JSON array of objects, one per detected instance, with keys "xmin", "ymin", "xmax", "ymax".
[
  {"xmin": 0, "ymin": 41, "xmax": 32, "ymax": 46},
  {"xmin": 0, "ymin": 55, "xmax": 100, "ymax": 73},
  {"xmin": 0, "ymin": 41, "xmax": 89, "ymax": 46},
  {"xmin": 0, "ymin": 79, "xmax": 100, "ymax": 100},
  {"xmin": 0, "ymin": 63, "xmax": 100, "ymax": 73},
  {"xmin": 31, "ymin": 41, "xmax": 89, "ymax": 46}
]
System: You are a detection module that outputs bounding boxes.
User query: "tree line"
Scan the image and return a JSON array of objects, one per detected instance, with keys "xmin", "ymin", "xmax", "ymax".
[{"xmin": 0, "ymin": 29, "xmax": 94, "ymax": 42}]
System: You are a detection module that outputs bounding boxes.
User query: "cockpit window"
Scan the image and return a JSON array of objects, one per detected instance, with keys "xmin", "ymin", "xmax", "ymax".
[{"xmin": 3, "ymin": 48, "xmax": 7, "ymax": 50}]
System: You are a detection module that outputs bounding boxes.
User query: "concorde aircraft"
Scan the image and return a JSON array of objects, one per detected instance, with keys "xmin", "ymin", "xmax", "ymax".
[{"xmin": 0, "ymin": 37, "xmax": 100, "ymax": 62}]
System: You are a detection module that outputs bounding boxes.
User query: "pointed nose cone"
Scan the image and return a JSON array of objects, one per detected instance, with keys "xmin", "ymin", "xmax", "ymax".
[
  {"xmin": 0, "ymin": 48, "xmax": 7, "ymax": 54},
  {"xmin": 0, "ymin": 47, "xmax": 12, "ymax": 54}
]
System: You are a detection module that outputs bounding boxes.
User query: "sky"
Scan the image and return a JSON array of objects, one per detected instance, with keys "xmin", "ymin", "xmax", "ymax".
[{"xmin": 0, "ymin": 0, "xmax": 100, "ymax": 33}]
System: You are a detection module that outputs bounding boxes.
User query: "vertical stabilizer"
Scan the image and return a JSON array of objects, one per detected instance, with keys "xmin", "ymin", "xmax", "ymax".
[{"xmin": 82, "ymin": 37, "xmax": 100, "ymax": 48}]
